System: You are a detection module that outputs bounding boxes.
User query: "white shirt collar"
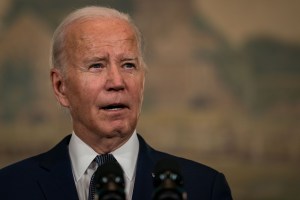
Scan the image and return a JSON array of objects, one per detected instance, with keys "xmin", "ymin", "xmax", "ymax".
[
  {"xmin": 68, "ymin": 131, "xmax": 139, "ymax": 182},
  {"xmin": 112, "ymin": 131, "xmax": 139, "ymax": 181}
]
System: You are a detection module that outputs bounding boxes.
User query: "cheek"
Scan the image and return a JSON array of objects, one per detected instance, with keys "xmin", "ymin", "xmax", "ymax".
[
  {"xmin": 132, "ymin": 78, "xmax": 145, "ymax": 105},
  {"xmin": 67, "ymin": 76, "xmax": 99, "ymax": 104}
]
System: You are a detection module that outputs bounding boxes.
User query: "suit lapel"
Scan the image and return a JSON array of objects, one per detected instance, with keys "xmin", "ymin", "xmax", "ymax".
[
  {"xmin": 37, "ymin": 135, "xmax": 79, "ymax": 200},
  {"xmin": 132, "ymin": 135, "xmax": 156, "ymax": 200},
  {"xmin": 36, "ymin": 134, "xmax": 157, "ymax": 200}
]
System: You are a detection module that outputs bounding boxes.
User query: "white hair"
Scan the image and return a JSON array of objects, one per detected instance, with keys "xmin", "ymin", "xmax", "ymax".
[{"xmin": 50, "ymin": 6, "xmax": 145, "ymax": 71}]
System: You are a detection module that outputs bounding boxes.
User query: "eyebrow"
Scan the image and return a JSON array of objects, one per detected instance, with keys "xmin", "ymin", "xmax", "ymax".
[
  {"xmin": 120, "ymin": 57, "xmax": 138, "ymax": 62},
  {"xmin": 83, "ymin": 56, "xmax": 108, "ymax": 64},
  {"xmin": 82, "ymin": 55, "xmax": 139, "ymax": 65}
]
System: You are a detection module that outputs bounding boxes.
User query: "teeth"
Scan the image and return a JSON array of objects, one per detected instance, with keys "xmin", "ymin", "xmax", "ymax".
[
  {"xmin": 103, "ymin": 105, "xmax": 125, "ymax": 110},
  {"xmin": 108, "ymin": 107, "xmax": 122, "ymax": 110}
]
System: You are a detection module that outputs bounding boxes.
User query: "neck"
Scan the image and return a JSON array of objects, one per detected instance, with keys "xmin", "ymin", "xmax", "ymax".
[{"xmin": 74, "ymin": 130, "xmax": 133, "ymax": 154}]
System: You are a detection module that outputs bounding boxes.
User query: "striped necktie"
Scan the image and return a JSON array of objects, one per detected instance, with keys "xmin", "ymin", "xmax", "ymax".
[{"xmin": 88, "ymin": 154, "xmax": 116, "ymax": 200}]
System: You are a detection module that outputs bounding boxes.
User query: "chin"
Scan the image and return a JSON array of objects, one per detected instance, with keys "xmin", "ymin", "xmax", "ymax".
[
  {"xmin": 99, "ymin": 127, "xmax": 130, "ymax": 138},
  {"xmin": 97, "ymin": 119, "xmax": 135, "ymax": 137}
]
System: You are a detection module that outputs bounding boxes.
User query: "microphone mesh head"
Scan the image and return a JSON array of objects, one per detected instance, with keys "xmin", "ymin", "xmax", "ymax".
[
  {"xmin": 153, "ymin": 158, "xmax": 183, "ymax": 187},
  {"xmin": 152, "ymin": 158, "xmax": 187, "ymax": 200},
  {"xmin": 94, "ymin": 161, "xmax": 125, "ymax": 187},
  {"xmin": 96, "ymin": 161, "xmax": 123, "ymax": 177},
  {"xmin": 94, "ymin": 161, "xmax": 126, "ymax": 200}
]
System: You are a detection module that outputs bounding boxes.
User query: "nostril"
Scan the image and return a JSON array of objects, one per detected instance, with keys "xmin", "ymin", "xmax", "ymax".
[{"xmin": 107, "ymin": 85, "xmax": 125, "ymax": 91}]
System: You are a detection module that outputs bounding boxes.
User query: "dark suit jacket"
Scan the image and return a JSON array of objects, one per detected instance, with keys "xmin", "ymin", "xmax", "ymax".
[{"xmin": 0, "ymin": 134, "xmax": 232, "ymax": 200}]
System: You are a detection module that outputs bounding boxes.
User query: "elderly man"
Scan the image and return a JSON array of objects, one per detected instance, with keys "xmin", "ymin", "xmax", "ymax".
[{"xmin": 0, "ymin": 6, "xmax": 232, "ymax": 200}]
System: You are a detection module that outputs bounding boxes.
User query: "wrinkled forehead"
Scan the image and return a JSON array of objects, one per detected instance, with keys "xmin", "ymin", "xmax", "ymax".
[{"xmin": 65, "ymin": 18, "xmax": 138, "ymax": 50}]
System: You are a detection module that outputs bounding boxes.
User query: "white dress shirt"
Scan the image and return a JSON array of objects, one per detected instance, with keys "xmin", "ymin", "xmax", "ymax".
[{"xmin": 68, "ymin": 131, "xmax": 139, "ymax": 200}]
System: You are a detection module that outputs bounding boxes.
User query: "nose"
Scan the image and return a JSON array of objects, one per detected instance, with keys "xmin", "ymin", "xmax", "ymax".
[{"xmin": 106, "ymin": 66, "xmax": 125, "ymax": 91}]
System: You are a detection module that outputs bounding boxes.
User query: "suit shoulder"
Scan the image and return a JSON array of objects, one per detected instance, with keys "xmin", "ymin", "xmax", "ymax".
[
  {"xmin": 0, "ymin": 153, "xmax": 46, "ymax": 178},
  {"xmin": 150, "ymin": 149, "xmax": 232, "ymax": 199},
  {"xmin": 0, "ymin": 135, "xmax": 71, "ymax": 178},
  {"xmin": 138, "ymin": 134, "xmax": 220, "ymax": 176},
  {"xmin": 152, "ymin": 149, "xmax": 219, "ymax": 175}
]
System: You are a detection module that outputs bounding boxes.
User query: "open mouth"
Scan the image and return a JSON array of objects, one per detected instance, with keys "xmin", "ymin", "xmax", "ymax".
[{"xmin": 101, "ymin": 103, "xmax": 128, "ymax": 111}]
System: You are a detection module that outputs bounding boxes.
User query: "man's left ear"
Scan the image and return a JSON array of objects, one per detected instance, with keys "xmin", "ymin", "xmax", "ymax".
[{"xmin": 50, "ymin": 68, "xmax": 70, "ymax": 107}]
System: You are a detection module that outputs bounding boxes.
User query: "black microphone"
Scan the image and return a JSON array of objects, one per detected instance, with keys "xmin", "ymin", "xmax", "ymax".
[
  {"xmin": 152, "ymin": 158, "xmax": 187, "ymax": 200},
  {"xmin": 94, "ymin": 160, "xmax": 126, "ymax": 200}
]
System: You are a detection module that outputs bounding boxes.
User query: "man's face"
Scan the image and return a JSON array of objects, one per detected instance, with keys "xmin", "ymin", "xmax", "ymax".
[{"xmin": 54, "ymin": 18, "xmax": 145, "ymax": 144}]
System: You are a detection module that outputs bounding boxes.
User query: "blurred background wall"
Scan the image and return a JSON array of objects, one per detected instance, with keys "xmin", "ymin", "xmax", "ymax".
[{"xmin": 0, "ymin": 0, "xmax": 299, "ymax": 199}]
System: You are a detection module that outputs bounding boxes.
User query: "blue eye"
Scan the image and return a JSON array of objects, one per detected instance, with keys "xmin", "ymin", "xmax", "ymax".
[
  {"xmin": 124, "ymin": 63, "xmax": 136, "ymax": 69},
  {"xmin": 90, "ymin": 63, "xmax": 104, "ymax": 69}
]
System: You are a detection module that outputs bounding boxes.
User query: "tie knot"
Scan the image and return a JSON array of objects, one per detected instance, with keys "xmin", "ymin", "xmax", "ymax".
[{"xmin": 95, "ymin": 154, "xmax": 116, "ymax": 166}]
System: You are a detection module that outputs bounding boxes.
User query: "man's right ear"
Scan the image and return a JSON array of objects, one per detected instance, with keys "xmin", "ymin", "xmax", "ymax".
[{"xmin": 50, "ymin": 68, "xmax": 70, "ymax": 107}]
